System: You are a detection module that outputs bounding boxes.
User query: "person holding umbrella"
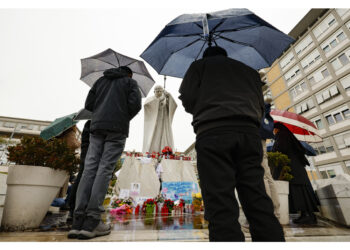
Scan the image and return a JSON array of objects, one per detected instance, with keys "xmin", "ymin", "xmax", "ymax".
[
  {"xmin": 259, "ymin": 97, "xmax": 280, "ymax": 220},
  {"xmin": 272, "ymin": 122, "xmax": 319, "ymax": 225},
  {"xmin": 179, "ymin": 46, "xmax": 284, "ymax": 242},
  {"xmin": 68, "ymin": 66, "xmax": 142, "ymax": 239}
]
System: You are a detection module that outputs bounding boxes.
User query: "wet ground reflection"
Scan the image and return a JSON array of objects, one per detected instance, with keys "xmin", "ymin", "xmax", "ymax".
[{"xmin": 106, "ymin": 213, "xmax": 208, "ymax": 231}]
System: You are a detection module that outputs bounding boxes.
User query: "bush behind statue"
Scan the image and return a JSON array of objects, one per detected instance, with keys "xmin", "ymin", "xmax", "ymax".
[{"xmin": 7, "ymin": 136, "xmax": 79, "ymax": 175}]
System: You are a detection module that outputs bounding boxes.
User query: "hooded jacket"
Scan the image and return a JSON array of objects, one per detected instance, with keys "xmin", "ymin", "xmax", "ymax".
[
  {"xmin": 84, "ymin": 68, "xmax": 141, "ymax": 137},
  {"xmin": 179, "ymin": 55, "xmax": 264, "ymax": 135}
]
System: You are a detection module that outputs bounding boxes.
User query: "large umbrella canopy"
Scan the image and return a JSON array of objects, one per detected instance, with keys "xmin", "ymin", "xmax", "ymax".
[
  {"xmin": 270, "ymin": 109, "xmax": 322, "ymax": 143},
  {"xmin": 267, "ymin": 141, "xmax": 316, "ymax": 156},
  {"xmin": 141, "ymin": 8, "xmax": 294, "ymax": 78},
  {"xmin": 80, "ymin": 48, "xmax": 155, "ymax": 97},
  {"xmin": 40, "ymin": 113, "xmax": 78, "ymax": 140}
]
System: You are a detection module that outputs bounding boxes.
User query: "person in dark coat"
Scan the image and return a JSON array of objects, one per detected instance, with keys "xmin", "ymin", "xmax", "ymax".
[
  {"xmin": 68, "ymin": 66, "xmax": 141, "ymax": 239},
  {"xmin": 259, "ymin": 99, "xmax": 280, "ymax": 219},
  {"xmin": 272, "ymin": 122, "xmax": 319, "ymax": 224},
  {"xmin": 179, "ymin": 46, "xmax": 284, "ymax": 242},
  {"xmin": 66, "ymin": 120, "xmax": 91, "ymax": 221}
]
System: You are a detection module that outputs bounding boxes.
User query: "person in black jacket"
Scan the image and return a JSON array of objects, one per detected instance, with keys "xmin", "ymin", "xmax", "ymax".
[
  {"xmin": 272, "ymin": 122, "xmax": 319, "ymax": 224},
  {"xmin": 179, "ymin": 46, "xmax": 284, "ymax": 242},
  {"xmin": 68, "ymin": 66, "xmax": 141, "ymax": 240}
]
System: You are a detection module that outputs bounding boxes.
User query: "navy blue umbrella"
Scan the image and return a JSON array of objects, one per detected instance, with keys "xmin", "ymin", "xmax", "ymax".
[
  {"xmin": 141, "ymin": 8, "xmax": 294, "ymax": 78},
  {"xmin": 267, "ymin": 141, "xmax": 316, "ymax": 156}
]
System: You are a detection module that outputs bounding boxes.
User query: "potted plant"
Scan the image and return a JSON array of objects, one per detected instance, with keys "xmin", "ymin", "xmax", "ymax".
[
  {"xmin": 144, "ymin": 198, "xmax": 156, "ymax": 215},
  {"xmin": 267, "ymin": 151, "xmax": 293, "ymax": 225},
  {"xmin": 1, "ymin": 136, "xmax": 79, "ymax": 231}
]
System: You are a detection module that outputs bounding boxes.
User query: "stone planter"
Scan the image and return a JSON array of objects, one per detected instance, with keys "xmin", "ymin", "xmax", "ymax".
[
  {"xmin": 275, "ymin": 180, "xmax": 289, "ymax": 225},
  {"xmin": 1, "ymin": 165, "xmax": 68, "ymax": 231},
  {"xmin": 0, "ymin": 172, "xmax": 8, "ymax": 226},
  {"xmin": 316, "ymin": 183, "xmax": 350, "ymax": 226}
]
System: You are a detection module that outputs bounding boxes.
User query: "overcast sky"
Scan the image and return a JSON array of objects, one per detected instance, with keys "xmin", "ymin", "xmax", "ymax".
[{"xmin": 0, "ymin": 1, "xmax": 333, "ymax": 152}]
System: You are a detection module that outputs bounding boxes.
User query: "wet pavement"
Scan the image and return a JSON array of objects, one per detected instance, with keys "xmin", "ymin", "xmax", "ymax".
[{"xmin": 1, "ymin": 209, "xmax": 350, "ymax": 241}]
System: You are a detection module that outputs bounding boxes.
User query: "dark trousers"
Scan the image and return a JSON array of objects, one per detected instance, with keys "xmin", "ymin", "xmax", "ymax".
[
  {"xmin": 68, "ymin": 146, "xmax": 89, "ymax": 214},
  {"xmin": 195, "ymin": 129, "xmax": 285, "ymax": 242}
]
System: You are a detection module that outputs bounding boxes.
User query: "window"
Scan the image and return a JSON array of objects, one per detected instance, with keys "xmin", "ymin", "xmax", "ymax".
[
  {"xmin": 295, "ymin": 98, "xmax": 315, "ymax": 114},
  {"xmin": 336, "ymin": 8, "xmax": 350, "ymax": 18},
  {"xmin": 334, "ymin": 131, "xmax": 350, "ymax": 149},
  {"xmin": 312, "ymin": 14, "xmax": 337, "ymax": 38},
  {"xmin": 315, "ymin": 84, "xmax": 340, "ymax": 104},
  {"xmin": 321, "ymin": 29, "xmax": 348, "ymax": 55},
  {"xmin": 323, "ymin": 45, "xmax": 331, "ymax": 53},
  {"xmin": 342, "ymin": 109, "xmax": 350, "ymax": 119},
  {"xmin": 330, "ymin": 49, "xmax": 350, "ymax": 71},
  {"xmin": 330, "ymin": 39, "xmax": 338, "ymax": 48},
  {"xmin": 295, "ymin": 35, "xmax": 313, "ymax": 55},
  {"xmin": 334, "ymin": 113, "xmax": 344, "ymax": 122},
  {"xmin": 340, "ymin": 74, "xmax": 350, "ymax": 90},
  {"xmin": 324, "ymin": 106, "xmax": 350, "ymax": 126},
  {"xmin": 289, "ymin": 81, "xmax": 308, "ymax": 100},
  {"xmin": 312, "ymin": 137, "xmax": 334, "ymax": 155},
  {"xmin": 285, "ymin": 65, "xmax": 301, "ymax": 83},
  {"xmin": 321, "ymin": 68, "xmax": 330, "ymax": 78},
  {"xmin": 337, "ymin": 32, "xmax": 346, "ymax": 42},
  {"xmin": 307, "ymin": 66, "xmax": 330, "ymax": 86},
  {"xmin": 301, "ymin": 49, "xmax": 321, "ymax": 70},
  {"xmin": 315, "ymin": 119, "xmax": 324, "ymax": 129},
  {"xmin": 326, "ymin": 115, "xmax": 335, "ymax": 125},
  {"xmin": 339, "ymin": 53, "xmax": 350, "ymax": 65},
  {"xmin": 280, "ymin": 51, "xmax": 295, "ymax": 70}
]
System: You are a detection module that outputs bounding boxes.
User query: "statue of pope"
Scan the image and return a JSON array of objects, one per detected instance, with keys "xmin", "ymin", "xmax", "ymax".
[{"xmin": 142, "ymin": 85, "xmax": 177, "ymax": 153}]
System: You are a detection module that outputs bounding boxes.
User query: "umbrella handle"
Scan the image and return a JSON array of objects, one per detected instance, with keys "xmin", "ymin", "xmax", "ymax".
[{"xmin": 164, "ymin": 75, "xmax": 167, "ymax": 89}]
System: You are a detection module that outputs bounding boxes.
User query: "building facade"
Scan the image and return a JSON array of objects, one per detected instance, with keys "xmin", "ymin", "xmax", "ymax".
[
  {"xmin": 1, "ymin": 116, "xmax": 57, "ymax": 164},
  {"xmin": 263, "ymin": 8, "xmax": 350, "ymax": 180}
]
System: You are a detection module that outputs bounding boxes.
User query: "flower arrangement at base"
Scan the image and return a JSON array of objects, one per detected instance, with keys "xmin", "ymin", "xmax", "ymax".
[
  {"xmin": 192, "ymin": 193, "xmax": 202, "ymax": 213},
  {"xmin": 111, "ymin": 197, "xmax": 134, "ymax": 209},
  {"xmin": 143, "ymin": 198, "xmax": 156, "ymax": 215},
  {"xmin": 110, "ymin": 204, "xmax": 133, "ymax": 216},
  {"xmin": 161, "ymin": 199, "xmax": 174, "ymax": 215}
]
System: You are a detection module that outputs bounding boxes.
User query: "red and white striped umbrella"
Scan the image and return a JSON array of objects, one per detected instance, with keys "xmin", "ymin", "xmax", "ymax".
[{"xmin": 270, "ymin": 109, "xmax": 322, "ymax": 143}]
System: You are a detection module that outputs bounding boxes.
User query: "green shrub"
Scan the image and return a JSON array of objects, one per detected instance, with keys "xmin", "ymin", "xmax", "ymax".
[
  {"xmin": 267, "ymin": 151, "xmax": 293, "ymax": 181},
  {"xmin": 7, "ymin": 136, "xmax": 79, "ymax": 175}
]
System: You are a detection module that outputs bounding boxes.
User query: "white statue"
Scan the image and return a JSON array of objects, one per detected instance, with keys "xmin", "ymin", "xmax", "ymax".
[{"xmin": 143, "ymin": 85, "xmax": 177, "ymax": 153}]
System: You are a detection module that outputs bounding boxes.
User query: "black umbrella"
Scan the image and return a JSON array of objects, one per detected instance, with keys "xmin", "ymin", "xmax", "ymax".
[
  {"xmin": 80, "ymin": 48, "xmax": 155, "ymax": 97},
  {"xmin": 141, "ymin": 8, "xmax": 294, "ymax": 78}
]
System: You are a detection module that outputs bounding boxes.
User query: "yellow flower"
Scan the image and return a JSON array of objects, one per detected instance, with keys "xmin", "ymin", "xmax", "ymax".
[{"xmin": 195, "ymin": 193, "xmax": 202, "ymax": 199}]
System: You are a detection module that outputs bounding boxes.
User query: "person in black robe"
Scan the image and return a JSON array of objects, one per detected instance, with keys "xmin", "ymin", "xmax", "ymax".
[{"xmin": 272, "ymin": 122, "xmax": 319, "ymax": 224}]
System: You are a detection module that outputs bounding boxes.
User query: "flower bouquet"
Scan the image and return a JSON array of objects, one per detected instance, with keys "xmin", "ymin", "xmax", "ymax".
[
  {"xmin": 111, "ymin": 197, "xmax": 134, "ymax": 208},
  {"xmin": 192, "ymin": 193, "xmax": 202, "ymax": 213},
  {"xmin": 161, "ymin": 199, "xmax": 174, "ymax": 215},
  {"xmin": 161, "ymin": 146, "xmax": 173, "ymax": 158},
  {"xmin": 143, "ymin": 198, "xmax": 156, "ymax": 215},
  {"xmin": 110, "ymin": 204, "xmax": 133, "ymax": 216}
]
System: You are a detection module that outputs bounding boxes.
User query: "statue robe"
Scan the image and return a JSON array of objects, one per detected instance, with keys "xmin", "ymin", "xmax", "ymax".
[{"xmin": 142, "ymin": 93, "xmax": 177, "ymax": 153}]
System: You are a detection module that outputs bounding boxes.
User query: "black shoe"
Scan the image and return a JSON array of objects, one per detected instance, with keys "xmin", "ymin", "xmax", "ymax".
[{"xmin": 293, "ymin": 214, "xmax": 317, "ymax": 225}]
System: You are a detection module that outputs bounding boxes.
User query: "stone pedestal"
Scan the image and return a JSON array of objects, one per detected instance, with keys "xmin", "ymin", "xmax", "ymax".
[
  {"xmin": 316, "ymin": 183, "xmax": 350, "ymax": 226},
  {"xmin": 275, "ymin": 180, "xmax": 289, "ymax": 225}
]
